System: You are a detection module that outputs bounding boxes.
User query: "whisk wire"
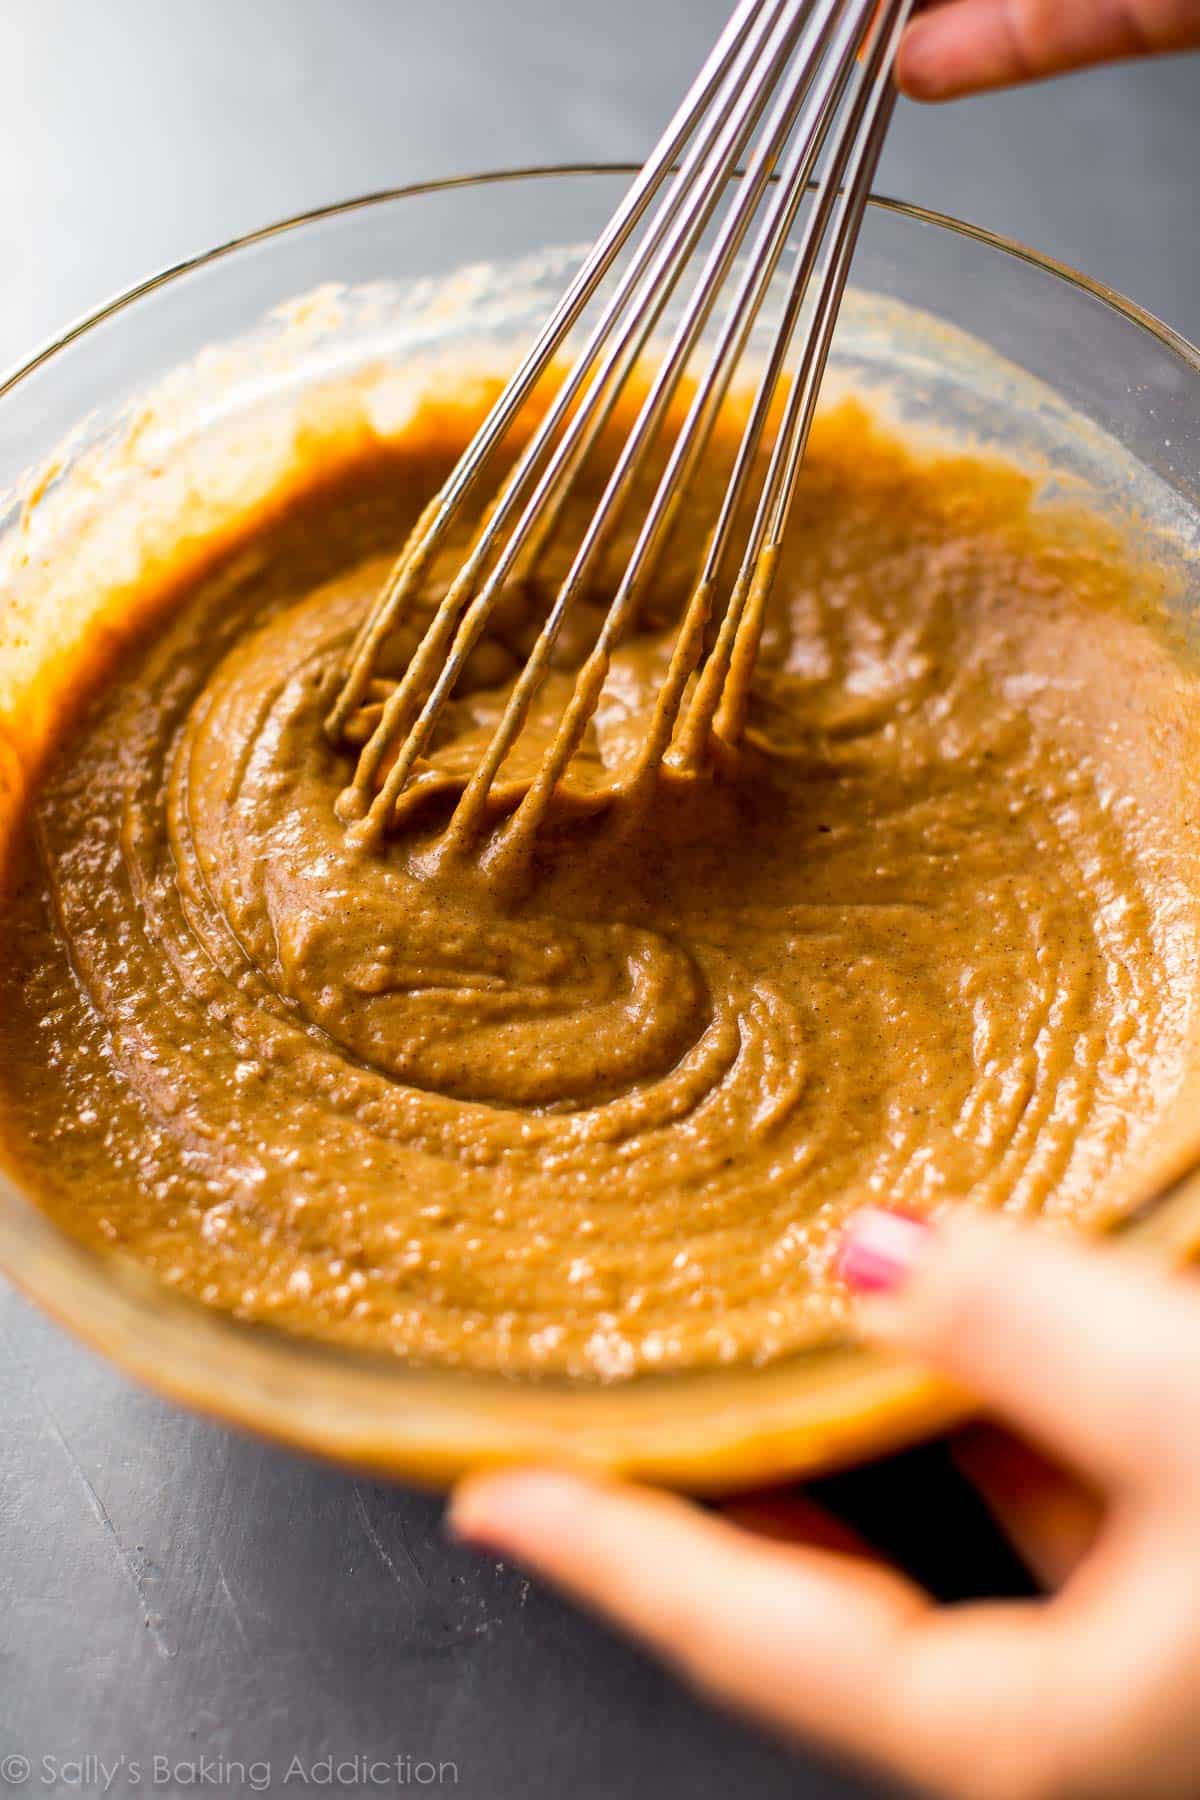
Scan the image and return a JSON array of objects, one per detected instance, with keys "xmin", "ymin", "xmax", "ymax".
[{"xmin": 680, "ymin": 0, "xmax": 913, "ymax": 761}]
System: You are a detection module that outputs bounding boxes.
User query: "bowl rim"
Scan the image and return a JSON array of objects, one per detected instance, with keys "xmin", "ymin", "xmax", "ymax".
[
  {"xmin": 4, "ymin": 163, "xmax": 1200, "ymax": 1491},
  {"xmin": 3, "ymin": 163, "xmax": 1200, "ymax": 404}
]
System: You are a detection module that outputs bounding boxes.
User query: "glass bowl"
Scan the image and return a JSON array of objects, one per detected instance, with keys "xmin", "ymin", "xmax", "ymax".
[{"xmin": 2, "ymin": 166, "xmax": 1200, "ymax": 1493}]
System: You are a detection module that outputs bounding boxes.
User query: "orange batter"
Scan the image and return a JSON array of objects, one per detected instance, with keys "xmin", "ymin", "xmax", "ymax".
[{"xmin": 0, "ymin": 394, "xmax": 1196, "ymax": 1378}]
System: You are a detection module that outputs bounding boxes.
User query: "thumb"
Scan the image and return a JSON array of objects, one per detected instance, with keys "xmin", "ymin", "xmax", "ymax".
[{"xmin": 840, "ymin": 1207, "xmax": 1200, "ymax": 1488}]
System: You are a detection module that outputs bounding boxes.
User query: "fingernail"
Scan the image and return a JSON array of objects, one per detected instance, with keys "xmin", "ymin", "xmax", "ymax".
[{"xmin": 837, "ymin": 1207, "xmax": 932, "ymax": 1294}]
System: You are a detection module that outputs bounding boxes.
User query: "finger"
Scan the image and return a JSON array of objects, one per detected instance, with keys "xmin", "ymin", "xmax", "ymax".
[
  {"xmin": 450, "ymin": 1469, "xmax": 921, "ymax": 1680},
  {"xmin": 841, "ymin": 1207, "xmax": 1200, "ymax": 1487},
  {"xmin": 951, "ymin": 1425, "xmax": 1103, "ymax": 1590},
  {"xmin": 898, "ymin": 0, "xmax": 1200, "ymax": 101},
  {"xmin": 448, "ymin": 1468, "xmax": 1105, "ymax": 1798},
  {"xmin": 450, "ymin": 1468, "xmax": 928, "ymax": 1764}
]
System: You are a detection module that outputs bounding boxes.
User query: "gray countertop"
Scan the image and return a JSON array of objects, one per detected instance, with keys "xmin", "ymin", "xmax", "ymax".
[{"xmin": 2, "ymin": 7, "xmax": 1198, "ymax": 1797}]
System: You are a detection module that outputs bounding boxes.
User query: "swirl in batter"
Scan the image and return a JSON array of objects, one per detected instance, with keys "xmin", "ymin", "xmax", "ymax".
[{"xmin": 0, "ymin": 398, "xmax": 1195, "ymax": 1377}]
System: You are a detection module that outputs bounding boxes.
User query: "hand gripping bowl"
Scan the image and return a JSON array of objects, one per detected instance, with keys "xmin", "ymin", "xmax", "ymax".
[{"xmin": 4, "ymin": 167, "xmax": 1200, "ymax": 1492}]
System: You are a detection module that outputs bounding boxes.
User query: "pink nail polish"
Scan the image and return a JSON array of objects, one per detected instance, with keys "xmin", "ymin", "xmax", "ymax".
[{"xmin": 838, "ymin": 1207, "xmax": 931, "ymax": 1294}]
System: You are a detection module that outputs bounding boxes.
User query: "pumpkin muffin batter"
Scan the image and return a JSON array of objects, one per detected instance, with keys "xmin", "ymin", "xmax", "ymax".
[{"xmin": 0, "ymin": 393, "xmax": 1196, "ymax": 1380}]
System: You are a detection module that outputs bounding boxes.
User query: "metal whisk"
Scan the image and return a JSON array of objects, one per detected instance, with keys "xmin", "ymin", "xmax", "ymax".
[{"xmin": 325, "ymin": 0, "xmax": 914, "ymax": 856}]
